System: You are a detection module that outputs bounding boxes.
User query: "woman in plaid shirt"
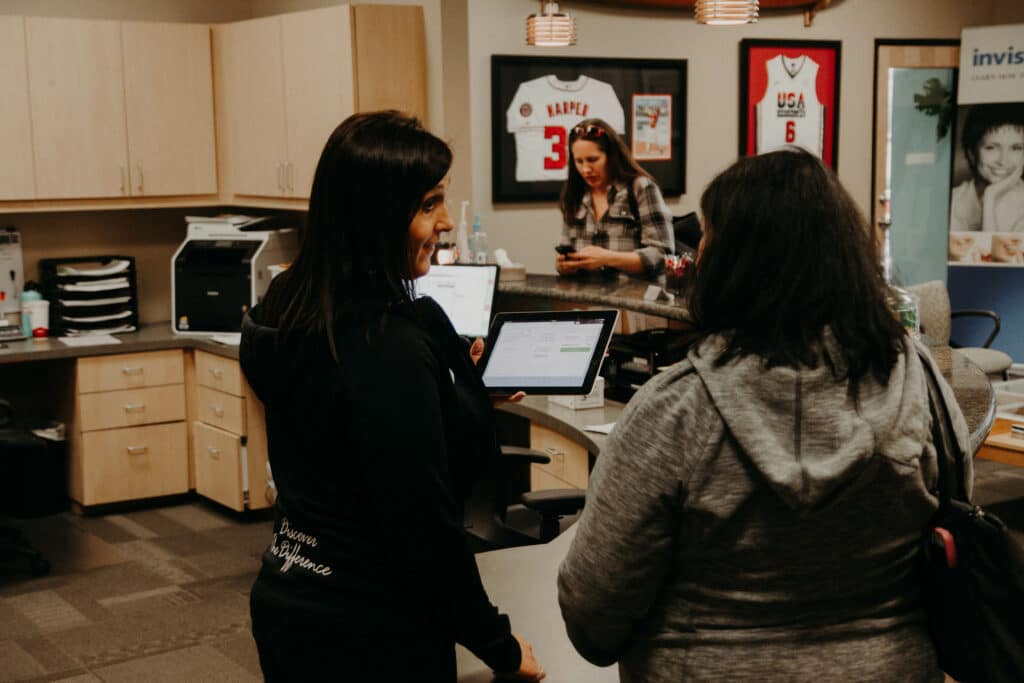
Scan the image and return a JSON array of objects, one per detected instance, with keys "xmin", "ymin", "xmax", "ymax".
[{"xmin": 556, "ymin": 118, "xmax": 674, "ymax": 278}]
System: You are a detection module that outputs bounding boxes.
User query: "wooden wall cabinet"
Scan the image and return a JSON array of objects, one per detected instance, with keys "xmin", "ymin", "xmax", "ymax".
[
  {"xmin": 0, "ymin": 17, "xmax": 35, "ymax": 200},
  {"xmin": 190, "ymin": 350, "xmax": 273, "ymax": 512},
  {"xmin": 69, "ymin": 350, "xmax": 189, "ymax": 506},
  {"xmin": 23, "ymin": 17, "xmax": 216, "ymax": 201},
  {"xmin": 214, "ymin": 4, "xmax": 426, "ymax": 202}
]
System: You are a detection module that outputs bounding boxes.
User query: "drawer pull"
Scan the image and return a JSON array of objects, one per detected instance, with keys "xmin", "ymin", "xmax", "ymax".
[
  {"xmin": 122, "ymin": 366, "xmax": 144, "ymax": 375},
  {"xmin": 208, "ymin": 368, "xmax": 224, "ymax": 379},
  {"xmin": 123, "ymin": 403, "xmax": 146, "ymax": 413},
  {"xmin": 126, "ymin": 445, "xmax": 148, "ymax": 456},
  {"xmin": 210, "ymin": 405, "xmax": 224, "ymax": 417},
  {"xmin": 207, "ymin": 446, "xmax": 221, "ymax": 459}
]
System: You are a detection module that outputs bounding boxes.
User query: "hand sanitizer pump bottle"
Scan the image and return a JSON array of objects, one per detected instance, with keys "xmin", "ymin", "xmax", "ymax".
[
  {"xmin": 456, "ymin": 201, "xmax": 472, "ymax": 264},
  {"xmin": 471, "ymin": 215, "xmax": 489, "ymax": 265}
]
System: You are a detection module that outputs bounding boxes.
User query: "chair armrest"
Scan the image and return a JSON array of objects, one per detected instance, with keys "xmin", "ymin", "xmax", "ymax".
[
  {"xmin": 521, "ymin": 489, "xmax": 586, "ymax": 517},
  {"xmin": 500, "ymin": 445, "xmax": 551, "ymax": 466},
  {"xmin": 951, "ymin": 309, "xmax": 1001, "ymax": 348}
]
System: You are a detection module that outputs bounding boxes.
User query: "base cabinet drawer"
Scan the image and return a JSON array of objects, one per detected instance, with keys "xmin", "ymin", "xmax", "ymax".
[
  {"xmin": 196, "ymin": 386, "xmax": 246, "ymax": 435},
  {"xmin": 78, "ymin": 422, "xmax": 189, "ymax": 505},
  {"xmin": 529, "ymin": 425, "xmax": 589, "ymax": 490},
  {"xmin": 77, "ymin": 350, "xmax": 185, "ymax": 393},
  {"xmin": 195, "ymin": 350, "xmax": 244, "ymax": 396},
  {"xmin": 193, "ymin": 421, "xmax": 244, "ymax": 512},
  {"xmin": 530, "ymin": 465, "xmax": 582, "ymax": 492},
  {"xmin": 78, "ymin": 384, "xmax": 187, "ymax": 432}
]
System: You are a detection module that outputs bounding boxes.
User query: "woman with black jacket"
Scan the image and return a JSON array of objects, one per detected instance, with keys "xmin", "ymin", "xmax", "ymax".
[{"xmin": 240, "ymin": 111, "xmax": 544, "ymax": 682}]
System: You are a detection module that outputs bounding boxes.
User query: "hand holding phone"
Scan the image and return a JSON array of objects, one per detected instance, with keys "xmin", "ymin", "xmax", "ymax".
[{"xmin": 555, "ymin": 244, "xmax": 575, "ymax": 256}]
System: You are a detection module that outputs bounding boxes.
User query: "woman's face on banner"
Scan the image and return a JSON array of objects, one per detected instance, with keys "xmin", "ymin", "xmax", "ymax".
[{"xmin": 976, "ymin": 125, "xmax": 1024, "ymax": 184}]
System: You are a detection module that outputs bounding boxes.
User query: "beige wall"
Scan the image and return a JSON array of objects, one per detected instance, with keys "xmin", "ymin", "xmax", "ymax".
[{"xmin": 467, "ymin": 0, "xmax": 1020, "ymax": 274}]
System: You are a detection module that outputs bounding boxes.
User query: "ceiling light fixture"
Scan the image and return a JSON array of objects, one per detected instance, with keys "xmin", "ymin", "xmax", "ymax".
[
  {"xmin": 695, "ymin": 0, "xmax": 759, "ymax": 25},
  {"xmin": 527, "ymin": 1, "xmax": 576, "ymax": 47}
]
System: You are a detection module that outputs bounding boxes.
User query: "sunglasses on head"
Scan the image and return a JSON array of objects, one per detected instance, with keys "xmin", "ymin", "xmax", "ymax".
[{"xmin": 570, "ymin": 124, "xmax": 605, "ymax": 140}]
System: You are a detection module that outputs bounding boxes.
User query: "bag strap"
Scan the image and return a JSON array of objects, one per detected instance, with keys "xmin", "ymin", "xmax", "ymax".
[{"xmin": 918, "ymin": 349, "xmax": 970, "ymax": 506}]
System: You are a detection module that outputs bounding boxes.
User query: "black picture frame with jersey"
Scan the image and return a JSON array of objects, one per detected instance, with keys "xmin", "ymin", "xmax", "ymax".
[
  {"xmin": 491, "ymin": 54, "xmax": 687, "ymax": 203},
  {"xmin": 477, "ymin": 310, "xmax": 619, "ymax": 395},
  {"xmin": 738, "ymin": 39, "xmax": 842, "ymax": 170}
]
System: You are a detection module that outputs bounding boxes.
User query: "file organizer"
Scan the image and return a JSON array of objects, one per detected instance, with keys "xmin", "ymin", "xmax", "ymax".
[{"xmin": 40, "ymin": 256, "xmax": 140, "ymax": 336}]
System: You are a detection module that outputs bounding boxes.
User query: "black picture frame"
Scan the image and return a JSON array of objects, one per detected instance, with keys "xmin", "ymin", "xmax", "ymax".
[
  {"xmin": 738, "ymin": 39, "xmax": 842, "ymax": 170},
  {"xmin": 491, "ymin": 54, "xmax": 687, "ymax": 203}
]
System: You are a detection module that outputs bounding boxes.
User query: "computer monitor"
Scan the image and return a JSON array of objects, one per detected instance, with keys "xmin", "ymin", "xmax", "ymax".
[{"xmin": 415, "ymin": 264, "xmax": 499, "ymax": 339}]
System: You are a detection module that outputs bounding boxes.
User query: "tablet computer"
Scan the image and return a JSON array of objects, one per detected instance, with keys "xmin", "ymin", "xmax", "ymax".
[
  {"xmin": 415, "ymin": 264, "xmax": 499, "ymax": 339},
  {"xmin": 479, "ymin": 310, "xmax": 618, "ymax": 395}
]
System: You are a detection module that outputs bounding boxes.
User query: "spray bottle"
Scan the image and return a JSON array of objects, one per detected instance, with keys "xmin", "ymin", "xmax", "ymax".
[
  {"xmin": 471, "ymin": 215, "xmax": 489, "ymax": 264},
  {"xmin": 456, "ymin": 200, "xmax": 472, "ymax": 264}
]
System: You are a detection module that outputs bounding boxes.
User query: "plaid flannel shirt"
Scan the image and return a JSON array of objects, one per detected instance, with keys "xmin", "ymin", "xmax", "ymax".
[{"xmin": 561, "ymin": 176, "xmax": 674, "ymax": 276}]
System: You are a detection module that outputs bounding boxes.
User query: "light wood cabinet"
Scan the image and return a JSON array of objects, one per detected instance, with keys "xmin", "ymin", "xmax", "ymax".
[
  {"xmin": 0, "ymin": 17, "xmax": 35, "ymax": 200},
  {"xmin": 215, "ymin": 4, "xmax": 426, "ymax": 201},
  {"xmin": 190, "ymin": 350, "xmax": 273, "ymax": 512},
  {"xmin": 529, "ymin": 424, "xmax": 589, "ymax": 491},
  {"xmin": 69, "ymin": 350, "xmax": 189, "ymax": 506},
  {"xmin": 22, "ymin": 17, "xmax": 216, "ymax": 201}
]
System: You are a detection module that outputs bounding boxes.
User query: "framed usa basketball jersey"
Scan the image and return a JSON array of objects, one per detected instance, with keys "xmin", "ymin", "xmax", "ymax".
[
  {"xmin": 491, "ymin": 55, "xmax": 687, "ymax": 202},
  {"xmin": 739, "ymin": 39, "xmax": 842, "ymax": 170}
]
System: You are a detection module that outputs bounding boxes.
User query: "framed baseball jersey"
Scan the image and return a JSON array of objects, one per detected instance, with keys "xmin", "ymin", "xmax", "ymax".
[
  {"xmin": 492, "ymin": 55, "xmax": 687, "ymax": 202},
  {"xmin": 739, "ymin": 40, "xmax": 841, "ymax": 169},
  {"xmin": 506, "ymin": 75, "xmax": 625, "ymax": 182}
]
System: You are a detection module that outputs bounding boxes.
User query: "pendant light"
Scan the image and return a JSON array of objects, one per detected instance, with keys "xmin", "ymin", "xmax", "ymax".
[
  {"xmin": 695, "ymin": 0, "xmax": 759, "ymax": 25},
  {"xmin": 527, "ymin": 1, "xmax": 576, "ymax": 47}
]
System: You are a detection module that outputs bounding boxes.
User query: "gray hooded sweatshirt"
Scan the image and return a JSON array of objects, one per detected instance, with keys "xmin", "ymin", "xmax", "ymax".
[{"xmin": 558, "ymin": 335, "xmax": 972, "ymax": 682}]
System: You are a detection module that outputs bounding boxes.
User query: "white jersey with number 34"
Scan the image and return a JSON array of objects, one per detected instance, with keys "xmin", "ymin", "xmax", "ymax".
[
  {"xmin": 506, "ymin": 75, "xmax": 625, "ymax": 182},
  {"xmin": 755, "ymin": 55, "xmax": 824, "ymax": 157}
]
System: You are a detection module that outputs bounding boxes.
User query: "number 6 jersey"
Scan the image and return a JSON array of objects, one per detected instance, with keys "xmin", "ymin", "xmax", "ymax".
[
  {"xmin": 506, "ymin": 75, "xmax": 625, "ymax": 182},
  {"xmin": 755, "ymin": 55, "xmax": 824, "ymax": 157}
]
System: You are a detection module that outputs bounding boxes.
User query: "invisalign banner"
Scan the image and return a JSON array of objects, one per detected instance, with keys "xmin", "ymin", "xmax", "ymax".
[{"xmin": 948, "ymin": 23, "xmax": 1024, "ymax": 266}]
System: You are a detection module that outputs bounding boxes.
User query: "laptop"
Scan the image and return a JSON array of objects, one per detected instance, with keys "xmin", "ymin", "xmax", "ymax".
[{"xmin": 415, "ymin": 264, "xmax": 500, "ymax": 340}]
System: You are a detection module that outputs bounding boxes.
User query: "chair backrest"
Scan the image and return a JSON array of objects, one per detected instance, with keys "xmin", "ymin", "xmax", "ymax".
[{"xmin": 906, "ymin": 280, "xmax": 951, "ymax": 344}]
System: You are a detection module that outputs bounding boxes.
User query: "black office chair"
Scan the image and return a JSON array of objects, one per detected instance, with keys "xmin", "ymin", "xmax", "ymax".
[
  {"xmin": 0, "ymin": 399, "xmax": 61, "ymax": 577},
  {"xmin": 463, "ymin": 445, "xmax": 586, "ymax": 553}
]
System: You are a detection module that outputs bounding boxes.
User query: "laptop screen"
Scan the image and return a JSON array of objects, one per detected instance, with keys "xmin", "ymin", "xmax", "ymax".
[{"xmin": 415, "ymin": 264, "xmax": 499, "ymax": 338}]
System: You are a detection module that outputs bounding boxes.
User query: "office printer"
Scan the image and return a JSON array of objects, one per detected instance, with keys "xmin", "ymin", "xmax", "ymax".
[{"xmin": 171, "ymin": 216, "xmax": 298, "ymax": 335}]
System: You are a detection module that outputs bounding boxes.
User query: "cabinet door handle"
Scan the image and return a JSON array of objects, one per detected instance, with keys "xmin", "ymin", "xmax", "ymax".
[
  {"xmin": 122, "ymin": 366, "xmax": 144, "ymax": 375},
  {"xmin": 207, "ymin": 367, "xmax": 223, "ymax": 379},
  {"xmin": 210, "ymin": 405, "xmax": 224, "ymax": 417},
  {"xmin": 287, "ymin": 162, "xmax": 294, "ymax": 191},
  {"xmin": 123, "ymin": 403, "xmax": 146, "ymax": 413},
  {"xmin": 276, "ymin": 163, "xmax": 284, "ymax": 190},
  {"xmin": 136, "ymin": 164, "xmax": 144, "ymax": 194},
  {"xmin": 126, "ymin": 445, "xmax": 148, "ymax": 456},
  {"xmin": 120, "ymin": 165, "xmax": 127, "ymax": 194},
  {"xmin": 207, "ymin": 446, "xmax": 221, "ymax": 459}
]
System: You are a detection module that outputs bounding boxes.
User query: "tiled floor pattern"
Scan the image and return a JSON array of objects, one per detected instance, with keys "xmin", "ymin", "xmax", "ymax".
[
  {"xmin": 0, "ymin": 458, "xmax": 1022, "ymax": 682},
  {"xmin": 0, "ymin": 501, "xmax": 271, "ymax": 682}
]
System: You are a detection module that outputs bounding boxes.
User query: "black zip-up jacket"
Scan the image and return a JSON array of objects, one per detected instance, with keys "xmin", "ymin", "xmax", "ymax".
[{"xmin": 240, "ymin": 295, "xmax": 521, "ymax": 675}]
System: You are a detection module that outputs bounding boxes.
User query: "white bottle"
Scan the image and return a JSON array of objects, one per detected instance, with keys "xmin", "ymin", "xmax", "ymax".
[
  {"xmin": 471, "ymin": 215, "xmax": 488, "ymax": 264},
  {"xmin": 456, "ymin": 200, "xmax": 472, "ymax": 264}
]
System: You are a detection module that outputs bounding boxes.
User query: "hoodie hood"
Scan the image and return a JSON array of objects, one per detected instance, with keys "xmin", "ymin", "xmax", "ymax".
[{"xmin": 688, "ymin": 333, "xmax": 930, "ymax": 512}]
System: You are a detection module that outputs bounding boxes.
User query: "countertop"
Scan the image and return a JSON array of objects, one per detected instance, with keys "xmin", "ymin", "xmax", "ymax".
[
  {"xmin": 500, "ymin": 343, "xmax": 995, "ymax": 457},
  {"xmin": 0, "ymin": 324, "xmax": 240, "ymax": 364},
  {"xmin": 499, "ymin": 273, "xmax": 690, "ymax": 321}
]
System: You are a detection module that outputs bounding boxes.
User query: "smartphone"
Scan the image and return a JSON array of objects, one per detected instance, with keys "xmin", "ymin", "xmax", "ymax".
[{"xmin": 555, "ymin": 245, "xmax": 575, "ymax": 256}]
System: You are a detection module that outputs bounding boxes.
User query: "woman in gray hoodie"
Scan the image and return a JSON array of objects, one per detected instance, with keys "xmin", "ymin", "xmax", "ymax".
[{"xmin": 557, "ymin": 148, "xmax": 971, "ymax": 682}]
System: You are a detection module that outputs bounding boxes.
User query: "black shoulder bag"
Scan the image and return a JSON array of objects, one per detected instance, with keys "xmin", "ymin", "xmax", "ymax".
[{"xmin": 920, "ymin": 355, "xmax": 1024, "ymax": 683}]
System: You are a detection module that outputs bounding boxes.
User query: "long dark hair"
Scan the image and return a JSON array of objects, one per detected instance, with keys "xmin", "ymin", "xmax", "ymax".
[
  {"xmin": 688, "ymin": 148, "xmax": 905, "ymax": 385},
  {"xmin": 962, "ymin": 103, "xmax": 1024, "ymax": 180},
  {"xmin": 262, "ymin": 111, "xmax": 452, "ymax": 357},
  {"xmin": 559, "ymin": 118, "xmax": 650, "ymax": 225}
]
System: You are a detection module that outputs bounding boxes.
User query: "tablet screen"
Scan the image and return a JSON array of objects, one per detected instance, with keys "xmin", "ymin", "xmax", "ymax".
[
  {"xmin": 479, "ymin": 310, "xmax": 618, "ymax": 395},
  {"xmin": 415, "ymin": 264, "xmax": 498, "ymax": 338}
]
